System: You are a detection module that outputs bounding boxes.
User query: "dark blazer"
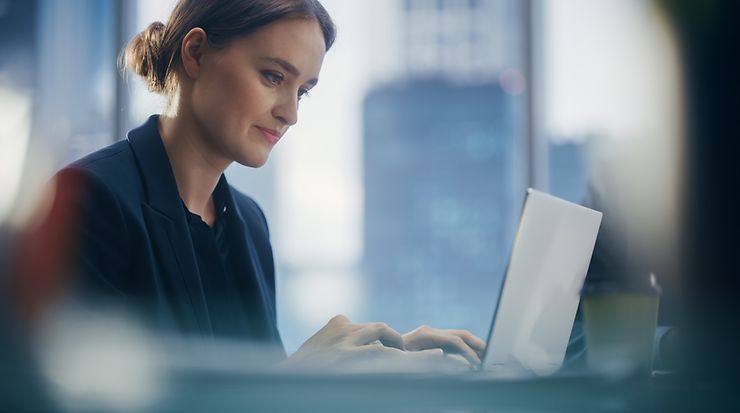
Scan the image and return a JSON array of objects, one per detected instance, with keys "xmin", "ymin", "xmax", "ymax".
[{"xmin": 57, "ymin": 115, "xmax": 283, "ymax": 349}]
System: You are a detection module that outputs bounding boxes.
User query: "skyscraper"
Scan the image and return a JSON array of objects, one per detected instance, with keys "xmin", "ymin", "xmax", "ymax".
[
  {"xmin": 402, "ymin": 0, "xmax": 521, "ymax": 82},
  {"xmin": 360, "ymin": 1, "xmax": 526, "ymax": 336},
  {"xmin": 362, "ymin": 79, "xmax": 522, "ymax": 336}
]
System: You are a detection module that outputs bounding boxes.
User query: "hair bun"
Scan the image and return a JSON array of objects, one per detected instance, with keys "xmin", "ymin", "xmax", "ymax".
[{"xmin": 122, "ymin": 21, "xmax": 168, "ymax": 93}]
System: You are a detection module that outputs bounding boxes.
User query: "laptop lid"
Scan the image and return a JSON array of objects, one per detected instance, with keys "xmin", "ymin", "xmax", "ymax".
[{"xmin": 481, "ymin": 189, "xmax": 602, "ymax": 375}]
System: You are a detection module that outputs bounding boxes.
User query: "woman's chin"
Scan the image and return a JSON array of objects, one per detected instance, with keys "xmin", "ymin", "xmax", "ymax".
[{"xmin": 237, "ymin": 152, "xmax": 270, "ymax": 168}]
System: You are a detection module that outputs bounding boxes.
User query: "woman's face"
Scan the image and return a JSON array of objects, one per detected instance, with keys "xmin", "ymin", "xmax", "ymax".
[{"xmin": 185, "ymin": 18, "xmax": 326, "ymax": 168}]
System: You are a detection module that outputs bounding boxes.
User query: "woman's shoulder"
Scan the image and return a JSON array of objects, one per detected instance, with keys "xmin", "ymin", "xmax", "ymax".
[
  {"xmin": 65, "ymin": 139, "xmax": 135, "ymax": 177},
  {"xmin": 57, "ymin": 139, "xmax": 143, "ymax": 204}
]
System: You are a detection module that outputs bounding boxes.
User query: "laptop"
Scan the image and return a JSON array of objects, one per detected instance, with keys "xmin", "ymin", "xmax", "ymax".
[{"xmin": 479, "ymin": 189, "xmax": 602, "ymax": 377}]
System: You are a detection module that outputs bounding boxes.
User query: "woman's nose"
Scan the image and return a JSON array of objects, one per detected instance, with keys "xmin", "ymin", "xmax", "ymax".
[{"xmin": 273, "ymin": 93, "xmax": 298, "ymax": 126}]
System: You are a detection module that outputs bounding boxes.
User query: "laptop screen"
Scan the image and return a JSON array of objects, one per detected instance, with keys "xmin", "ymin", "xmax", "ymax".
[{"xmin": 482, "ymin": 189, "xmax": 602, "ymax": 375}]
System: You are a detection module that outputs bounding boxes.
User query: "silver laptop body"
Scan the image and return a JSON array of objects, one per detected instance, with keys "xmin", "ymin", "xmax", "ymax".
[{"xmin": 480, "ymin": 189, "xmax": 603, "ymax": 377}]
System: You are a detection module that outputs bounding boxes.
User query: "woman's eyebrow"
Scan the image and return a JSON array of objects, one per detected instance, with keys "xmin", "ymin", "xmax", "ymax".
[{"xmin": 259, "ymin": 56, "xmax": 318, "ymax": 86}]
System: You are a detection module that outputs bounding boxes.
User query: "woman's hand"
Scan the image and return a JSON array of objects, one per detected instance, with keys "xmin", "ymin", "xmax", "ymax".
[
  {"xmin": 402, "ymin": 325, "xmax": 486, "ymax": 366},
  {"xmin": 279, "ymin": 315, "xmax": 467, "ymax": 372},
  {"xmin": 282, "ymin": 314, "xmax": 403, "ymax": 369}
]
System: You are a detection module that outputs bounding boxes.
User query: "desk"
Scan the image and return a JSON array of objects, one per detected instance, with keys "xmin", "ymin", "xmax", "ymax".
[{"xmin": 141, "ymin": 370, "xmax": 730, "ymax": 413}]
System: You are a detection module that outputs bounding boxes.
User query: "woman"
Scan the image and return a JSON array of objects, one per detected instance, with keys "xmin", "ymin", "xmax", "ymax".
[{"xmin": 47, "ymin": 0, "xmax": 484, "ymax": 370}]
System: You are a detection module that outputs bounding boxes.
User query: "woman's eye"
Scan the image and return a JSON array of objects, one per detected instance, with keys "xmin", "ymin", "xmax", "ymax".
[
  {"xmin": 297, "ymin": 88, "xmax": 311, "ymax": 100},
  {"xmin": 262, "ymin": 71, "xmax": 283, "ymax": 85}
]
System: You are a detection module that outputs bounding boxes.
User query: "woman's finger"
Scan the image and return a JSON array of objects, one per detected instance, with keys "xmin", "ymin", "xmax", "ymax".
[
  {"xmin": 351, "ymin": 322, "xmax": 404, "ymax": 350},
  {"xmin": 429, "ymin": 333, "xmax": 481, "ymax": 365},
  {"xmin": 353, "ymin": 343, "xmax": 404, "ymax": 357},
  {"xmin": 448, "ymin": 329, "xmax": 487, "ymax": 355}
]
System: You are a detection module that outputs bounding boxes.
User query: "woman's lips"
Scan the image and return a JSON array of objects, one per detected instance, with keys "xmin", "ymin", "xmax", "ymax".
[{"xmin": 256, "ymin": 126, "xmax": 281, "ymax": 145}]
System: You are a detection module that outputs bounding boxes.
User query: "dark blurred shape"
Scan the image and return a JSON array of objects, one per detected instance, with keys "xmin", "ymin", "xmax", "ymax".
[
  {"xmin": 1, "ymin": 0, "xmax": 59, "ymax": 411},
  {"xmin": 2, "ymin": 149, "xmax": 83, "ymax": 413},
  {"xmin": 1, "ymin": 227, "xmax": 58, "ymax": 413},
  {"xmin": 659, "ymin": 0, "xmax": 740, "ymax": 382}
]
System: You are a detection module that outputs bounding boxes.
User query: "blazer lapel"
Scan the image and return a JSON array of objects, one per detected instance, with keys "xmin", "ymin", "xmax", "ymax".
[
  {"xmin": 221, "ymin": 178, "xmax": 280, "ymax": 342},
  {"xmin": 127, "ymin": 115, "xmax": 213, "ymax": 336}
]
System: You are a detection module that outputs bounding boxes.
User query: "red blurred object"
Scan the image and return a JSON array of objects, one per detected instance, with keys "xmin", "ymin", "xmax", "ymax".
[{"xmin": 9, "ymin": 173, "xmax": 86, "ymax": 325}]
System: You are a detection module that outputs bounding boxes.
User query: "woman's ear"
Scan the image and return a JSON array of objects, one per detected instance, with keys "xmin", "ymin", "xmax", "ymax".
[{"xmin": 181, "ymin": 27, "xmax": 208, "ymax": 79}]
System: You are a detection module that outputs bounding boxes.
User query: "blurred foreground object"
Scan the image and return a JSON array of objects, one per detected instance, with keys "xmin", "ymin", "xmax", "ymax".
[
  {"xmin": 659, "ymin": 0, "xmax": 740, "ymax": 381},
  {"xmin": 10, "ymin": 175, "xmax": 84, "ymax": 325}
]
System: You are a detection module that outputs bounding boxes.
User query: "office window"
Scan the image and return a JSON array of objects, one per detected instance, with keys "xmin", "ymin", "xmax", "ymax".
[
  {"xmin": 6, "ymin": 0, "xmax": 118, "ymax": 224},
  {"xmin": 33, "ymin": 0, "xmax": 117, "ymax": 167}
]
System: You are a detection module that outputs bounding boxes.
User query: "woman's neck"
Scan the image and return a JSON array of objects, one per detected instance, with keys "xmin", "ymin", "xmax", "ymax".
[{"xmin": 157, "ymin": 113, "xmax": 230, "ymax": 226}]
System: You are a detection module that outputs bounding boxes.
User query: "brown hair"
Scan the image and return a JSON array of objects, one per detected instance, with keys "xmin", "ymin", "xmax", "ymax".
[{"xmin": 121, "ymin": 0, "xmax": 336, "ymax": 95}]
